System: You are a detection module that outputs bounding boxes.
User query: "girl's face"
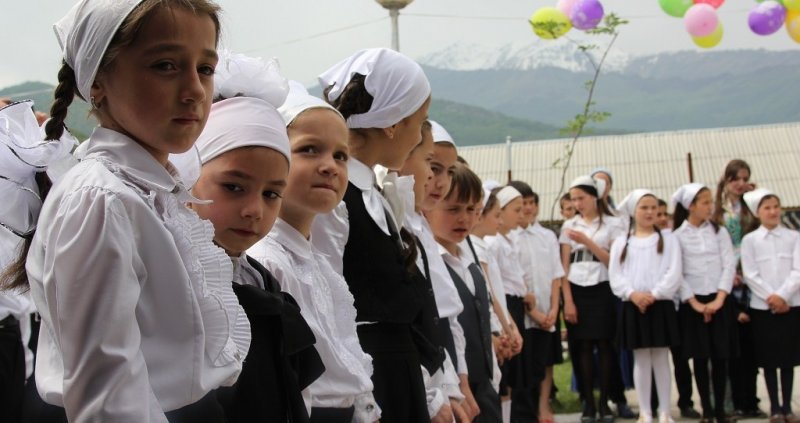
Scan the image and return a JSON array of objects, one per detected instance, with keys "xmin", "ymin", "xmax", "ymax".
[
  {"xmin": 382, "ymin": 96, "xmax": 431, "ymax": 170},
  {"xmin": 191, "ymin": 147, "xmax": 289, "ymax": 256},
  {"xmin": 399, "ymin": 128, "xmax": 434, "ymax": 211},
  {"xmin": 757, "ymin": 196, "xmax": 782, "ymax": 229},
  {"xmin": 283, "ymin": 109, "xmax": 349, "ymax": 217},
  {"xmin": 634, "ymin": 195, "xmax": 658, "ymax": 231},
  {"xmin": 427, "ymin": 187, "xmax": 478, "ymax": 247},
  {"xmin": 476, "ymin": 202, "xmax": 502, "ymax": 236},
  {"xmin": 499, "ymin": 197, "xmax": 523, "ymax": 232},
  {"xmin": 726, "ymin": 168, "xmax": 751, "ymax": 197},
  {"xmin": 521, "ymin": 196, "xmax": 536, "ymax": 226},
  {"xmin": 688, "ymin": 189, "xmax": 713, "ymax": 222},
  {"xmin": 424, "ymin": 143, "xmax": 458, "ymax": 211},
  {"xmin": 656, "ymin": 205, "xmax": 670, "ymax": 229},
  {"xmin": 569, "ymin": 187, "xmax": 597, "ymax": 217},
  {"xmin": 91, "ymin": 7, "xmax": 218, "ymax": 164},
  {"xmin": 560, "ymin": 198, "xmax": 576, "ymax": 219}
]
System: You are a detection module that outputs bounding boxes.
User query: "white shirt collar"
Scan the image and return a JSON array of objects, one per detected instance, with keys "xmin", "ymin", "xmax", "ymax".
[
  {"xmin": 232, "ymin": 253, "xmax": 263, "ymax": 288},
  {"xmin": 347, "ymin": 158, "xmax": 377, "ymax": 191},
  {"xmin": 757, "ymin": 225, "xmax": 784, "ymax": 239},
  {"xmin": 268, "ymin": 218, "xmax": 313, "ymax": 260}
]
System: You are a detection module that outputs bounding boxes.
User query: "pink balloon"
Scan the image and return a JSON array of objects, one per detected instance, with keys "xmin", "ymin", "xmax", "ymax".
[
  {"xmin": 693, "ymin": 0, "xmax": 724, "ymax": 9},
  {"xmin": 684, "ymin": 3, "xmax": 719, "ymax": 37},
  {"xmin": 557, "ymin": 0, "xmax": 579, "ymax": 16}
]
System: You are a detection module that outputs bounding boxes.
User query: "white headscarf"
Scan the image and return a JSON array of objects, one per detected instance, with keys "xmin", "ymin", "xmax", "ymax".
[
  {"xmin": 497, "ymin": 186, "xmax": 522, "ymax": 209},
  {"xmin": 318, "ymin": 48, "xmax": 430, "ymax": 129},
  {"xmin": 214, "ymin": 50, "xmax": 289, "ymax": 107},
  {"xmin": 482, "ymin": 180, "xmax": 501, "ymax": 208},
  {"xmin": 743, "ymin": 188, "xmax": 775, "ymax": 214},
  {"xmin": 670, "ymin": 183, "xmax": 706, "ymax": 210},
  {"xmin": 0, "ymin": 101, "xmax": 77, "ymax": 236},
  {"xmin": 430, "ymin": 120, "xmax": 455, "ymax": 145},
  {"xmin": 616, "ymin": 189, "xmax": 655, "ymax": 218},
  {"xmin": 278, "ymin": 80, "xmax": 342, "ymax": 127},
  {"xmin": 569, "ymin": 175, "xmax": 604, "ymax": 198},
  {"xmin": 54, "ymin": 0, "xmax": 144, "ymax": 101}
]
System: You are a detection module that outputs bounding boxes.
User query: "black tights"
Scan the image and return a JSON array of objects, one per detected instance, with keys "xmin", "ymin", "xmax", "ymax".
[
  {"xmin": 764, "ymin": 367, "xmax": 794, "ymax": 415},
  {"xmin": 693, "ymin": 358, "xmax": 728, "ymax": 418},
  {"xmin": 577, "ymin": 339, "xmax": 613, "ymax": 414}
]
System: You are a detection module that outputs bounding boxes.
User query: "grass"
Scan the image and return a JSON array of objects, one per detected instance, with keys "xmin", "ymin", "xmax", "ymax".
[{"xmin": 552, "ymin": 359, "xmax": 583, "ymax": 414}]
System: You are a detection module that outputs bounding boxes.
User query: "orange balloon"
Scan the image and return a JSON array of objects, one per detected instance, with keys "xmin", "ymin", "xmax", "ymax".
[{"xmin": 788, "ymin": 9, "xmax": 800, "ymax": 43}]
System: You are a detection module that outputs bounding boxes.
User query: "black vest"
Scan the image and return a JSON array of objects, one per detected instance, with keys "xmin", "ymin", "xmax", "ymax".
[
  {"xmin": 445, "ymin": 259, "xmax": 493, "ymax": 383},
  {"xmin": 341, "ymin": 182, "xmax": 422, "ymax": 324}
]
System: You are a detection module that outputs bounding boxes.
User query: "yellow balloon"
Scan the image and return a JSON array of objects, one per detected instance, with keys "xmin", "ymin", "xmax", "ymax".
[
  {"xmin": 788, "ymin": 10, "xmax": 800, "ymax": 43},
  {"xmin": 692, "ymin": 22, "xmax": 723, "ymax": 48},
  {"xmin": 784, "ymin": 0, "xmax": 800, "ymax": 11},
  {"xmin": 529, "ymin": 7, "xmax": 572, "ymax": 40}
]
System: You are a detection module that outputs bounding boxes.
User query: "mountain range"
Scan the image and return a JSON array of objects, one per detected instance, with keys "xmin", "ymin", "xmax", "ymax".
[{"xmin": 2, "ymin": 42, "xmax": 798, "ymax": 146}]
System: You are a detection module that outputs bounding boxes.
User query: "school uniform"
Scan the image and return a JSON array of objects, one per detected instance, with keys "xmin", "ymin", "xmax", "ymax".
[
  {"xmin": 25, "ymin": 129, "xmax": 251, "ymax": 422},
  {"xmin": 248, "ymin": 218, "xmax": 379, "ymax": 422},
  {"xmin": 441, "ymin": 244, "xmax": 503, "ymax": 423},
  {"xmin": 559, "ymin": 215, "xmax": 626, "ymax": 340},
  {"xmin": 741, "ymin": 225, "xmax": 800, "ymax": 369},
  {"xmin": 312, "ymin": 158, "xmax": 429, "ymax": 422},
  {"xmin": 609, "ymin": 233, "xmax": 682, "ymax": 350},
  {"xmin": 673, "ymin": 221, "xmax": 739, "ymax": 359},
  {"xmin": 407, "ymin": 211, "xmax": 466, "ymax": 412}
]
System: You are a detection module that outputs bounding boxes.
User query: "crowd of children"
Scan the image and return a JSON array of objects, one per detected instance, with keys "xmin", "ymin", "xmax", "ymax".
[{"xmin": 1, "ymin": 1, "xmax": 798, "ymax": 422}]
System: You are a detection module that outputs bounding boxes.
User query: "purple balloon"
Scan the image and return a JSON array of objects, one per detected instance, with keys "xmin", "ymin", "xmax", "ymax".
[
  {"xmin": 748, "ymin": 1, "xmax": 787, "ymax": 36},
  {"xmin": 570, "ymin": 0, "xmax": 605, "ymax": 30}
]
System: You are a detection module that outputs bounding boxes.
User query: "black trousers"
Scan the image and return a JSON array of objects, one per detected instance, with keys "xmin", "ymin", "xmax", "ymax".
[
  {"xmin": 730, "ymin": 318, "xmax": 760, "ymax": 411},
  {"xmin": 472, "ymin": 379, "xmax": 503, "ymax": 423},
  {"xmin": 310, "ymin": 406, "xmax": 355, "ymax": 423},
  {"xmin": 1, "ymin": 320, "xmax": 25, "ymax": 423}
]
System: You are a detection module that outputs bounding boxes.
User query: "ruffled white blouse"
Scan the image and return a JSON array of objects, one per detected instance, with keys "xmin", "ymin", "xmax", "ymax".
[
  {"xmin": 249, "ymin": 218, "xmax": 380, "ymax": 422},
  {"xmin": 26, "ymin": 128, "xmax": 250, "ymax": 422}
]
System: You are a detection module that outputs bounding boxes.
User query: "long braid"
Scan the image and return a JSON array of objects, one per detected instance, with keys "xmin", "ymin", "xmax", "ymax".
[
  {"xmin": 620, "ymin": 230, "xmax": 632, "ymax": 263},
  {"xmin": 655, "ymin": 226, "xmax": 664, "ymax": 254},
  {"xmin": 44, "ymin": 61, "xmax": 77, "ymax": 141}
]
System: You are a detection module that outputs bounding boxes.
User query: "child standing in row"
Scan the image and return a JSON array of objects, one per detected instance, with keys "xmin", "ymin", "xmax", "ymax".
[
  {"xmin": 671, "ymin": 183, "xmax": 738, "ymax": 423},
  {"xmin": 428, "ymin": 165, "xmax": 502, "ymax": 422},
  {"xmin": 609, "ymin": 190, "xmax": 682, "ymax": 423},
  {"xmin": 313, "ymin": 47, "xmax": 433, "ymax": 422},
  {"xmin": 741, "ymin": 189, "xmax": 800, "ymax": 423}
]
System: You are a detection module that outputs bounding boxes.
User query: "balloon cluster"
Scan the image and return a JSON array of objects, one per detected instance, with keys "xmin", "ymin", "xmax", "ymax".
[
  {"xmin": 529, "ymin": 0, "xmax": 605, "ymax": 40},
  {"xmin": 658, "ymin": 0, "xmax": 800, "ymax": 48}
]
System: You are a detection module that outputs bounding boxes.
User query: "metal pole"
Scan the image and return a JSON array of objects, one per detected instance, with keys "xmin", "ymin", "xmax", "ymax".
[
  {"xmin": 506, "ymin": 136, "xmax": 512, "ymax": 183},
  {"xmin": 687, "ymin": 152, "xmax": 694, "ymax": 183},
  {"xmin": 389, "ymin": 8, "xmax": 400, "ymax": 51}
]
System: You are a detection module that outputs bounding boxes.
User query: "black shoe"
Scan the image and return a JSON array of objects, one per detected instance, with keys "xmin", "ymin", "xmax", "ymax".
[
  {"xmin": 616, "ymin": 403, "xmax": 637, "ymax": 419},
  {"xmin": 743, "ymin": 409, "xmax": 768, "ymax": 419},
  {"xmin": 680, "ymin": 407, "xmax": 702, "ymax": 419},
  {"xmin": 583, "ymin": 403, "xmax": 597, "ymax": 423}
]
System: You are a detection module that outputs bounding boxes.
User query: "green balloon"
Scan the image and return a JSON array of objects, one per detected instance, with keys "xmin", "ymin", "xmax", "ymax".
[{"xmin": 659, "ymin": 0, "xmax": 693, "ymax": 17}]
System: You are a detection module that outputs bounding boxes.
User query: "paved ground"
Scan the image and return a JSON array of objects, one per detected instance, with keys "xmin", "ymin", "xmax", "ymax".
[{"xmin": 549, "ymin": 367, "xmax": 800, "ymax": 422}]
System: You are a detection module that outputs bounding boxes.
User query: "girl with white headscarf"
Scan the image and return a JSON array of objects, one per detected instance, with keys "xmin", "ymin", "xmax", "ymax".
[
  {"xmin": 176, "ymin": 53, "xmax": 324, "ymax": 423},
  {"xmin": 609, "ymin": 190, "xmax": 682, "ymax": 423},
  {"xmin": 245, "ymin": 80, "xmax": 380, "ymax": 423},
  {"xmin": 4, "ymin": 1, "xmax": 252, "ymax": 422},
  {"xmin": 312, "ymin": 47, "xmax": 434, "ymax": 422}
]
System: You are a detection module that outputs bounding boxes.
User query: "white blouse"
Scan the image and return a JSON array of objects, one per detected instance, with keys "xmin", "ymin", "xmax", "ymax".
[
  {"xmin": 609, "ymin": 232, "xmax": 682, "ymax": 301},
  {"xmin": 672, "ymin": 220, "xmax": 736, "ymax": 301},
  {"xmin": 515, "ymin": 223, "xmax": 566, "ymax": 331},
  {"xmin": 249, "ymin": 218, "xmax": 380, "ymax": 422},
  {"xmin": 26, "ymin": 128, "xmax": 250, "ymax": 422},
  {"xmin": 471, "ymin": 235, "xmax": 510, "ymax": 321},
  {"xmin": 741, "ymin": 225, "xmax": 800, "ymax": 310},
  {"xmin": 560, "ymin": 215, "xmax": 626, "ymax": 286},
  {"xmin": 486, "ymin": 233, "xmax": 527, "ymax": 297}
]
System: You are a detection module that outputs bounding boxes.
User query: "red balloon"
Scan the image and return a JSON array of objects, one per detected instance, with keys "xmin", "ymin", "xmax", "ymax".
[{"xmin": 694, "ymin": 0, "xmax": 724, "ymax": 8}]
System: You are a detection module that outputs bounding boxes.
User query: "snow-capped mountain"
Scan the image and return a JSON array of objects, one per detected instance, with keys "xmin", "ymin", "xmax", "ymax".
[{"xmin": 417, "ymin": 40, "xmax": 631, "ymax": 73}]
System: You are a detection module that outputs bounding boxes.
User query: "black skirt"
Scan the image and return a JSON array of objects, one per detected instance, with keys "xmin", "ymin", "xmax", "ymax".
[
  {"xmin": 501, "ymin": 295, "xmax": 526, "ymax": 390},
  {"xmin": 357, "ymin": 322, "xmax": 429, "ymax": 423},
  {"xmin": 679, "ymin": 293, "xmax": 739, "ymax": 360},
  {"xmin": 618, "ymin": 300, "xmax": 680, "ymax": 350},
  {"xmin": 750, "ymin": 307, "xmax": 800, "ymax": 368},
  {"xmin": 566, "ymin": 281, "xmax": 617, "ymax": 340},
  {"xmin": 523, "ymin": 328, "xmax": 562, "ymax": 385}
]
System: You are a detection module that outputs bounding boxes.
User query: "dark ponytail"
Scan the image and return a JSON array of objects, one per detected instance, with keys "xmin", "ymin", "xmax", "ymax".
[
  {"xmin": 323, "ymin": 73, "xmax": 374, "ymax": 120},
  {"xmin": 1, "ymin": 62, "xmax": 75, "ymax": 292},
  {"xmin": 672, "ymin": 203, "xmax": 689, "ymax": 232}
]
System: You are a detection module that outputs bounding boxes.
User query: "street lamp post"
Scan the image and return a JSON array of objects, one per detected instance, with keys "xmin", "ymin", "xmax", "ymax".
[{"xmin": 375, "ymin": 0, "xmax": 415, "ymax": 51}]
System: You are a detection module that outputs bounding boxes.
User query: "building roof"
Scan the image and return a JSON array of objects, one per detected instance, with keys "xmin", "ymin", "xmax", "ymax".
[{"xmin": 458, "ymin": 122, "xmax": 800, "ymax": 220}]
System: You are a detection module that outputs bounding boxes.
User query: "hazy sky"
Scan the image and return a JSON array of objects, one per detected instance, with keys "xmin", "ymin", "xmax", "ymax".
[{"xmin": 2, "ymin": 0, "xmax": 797, "ymax": 91}]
